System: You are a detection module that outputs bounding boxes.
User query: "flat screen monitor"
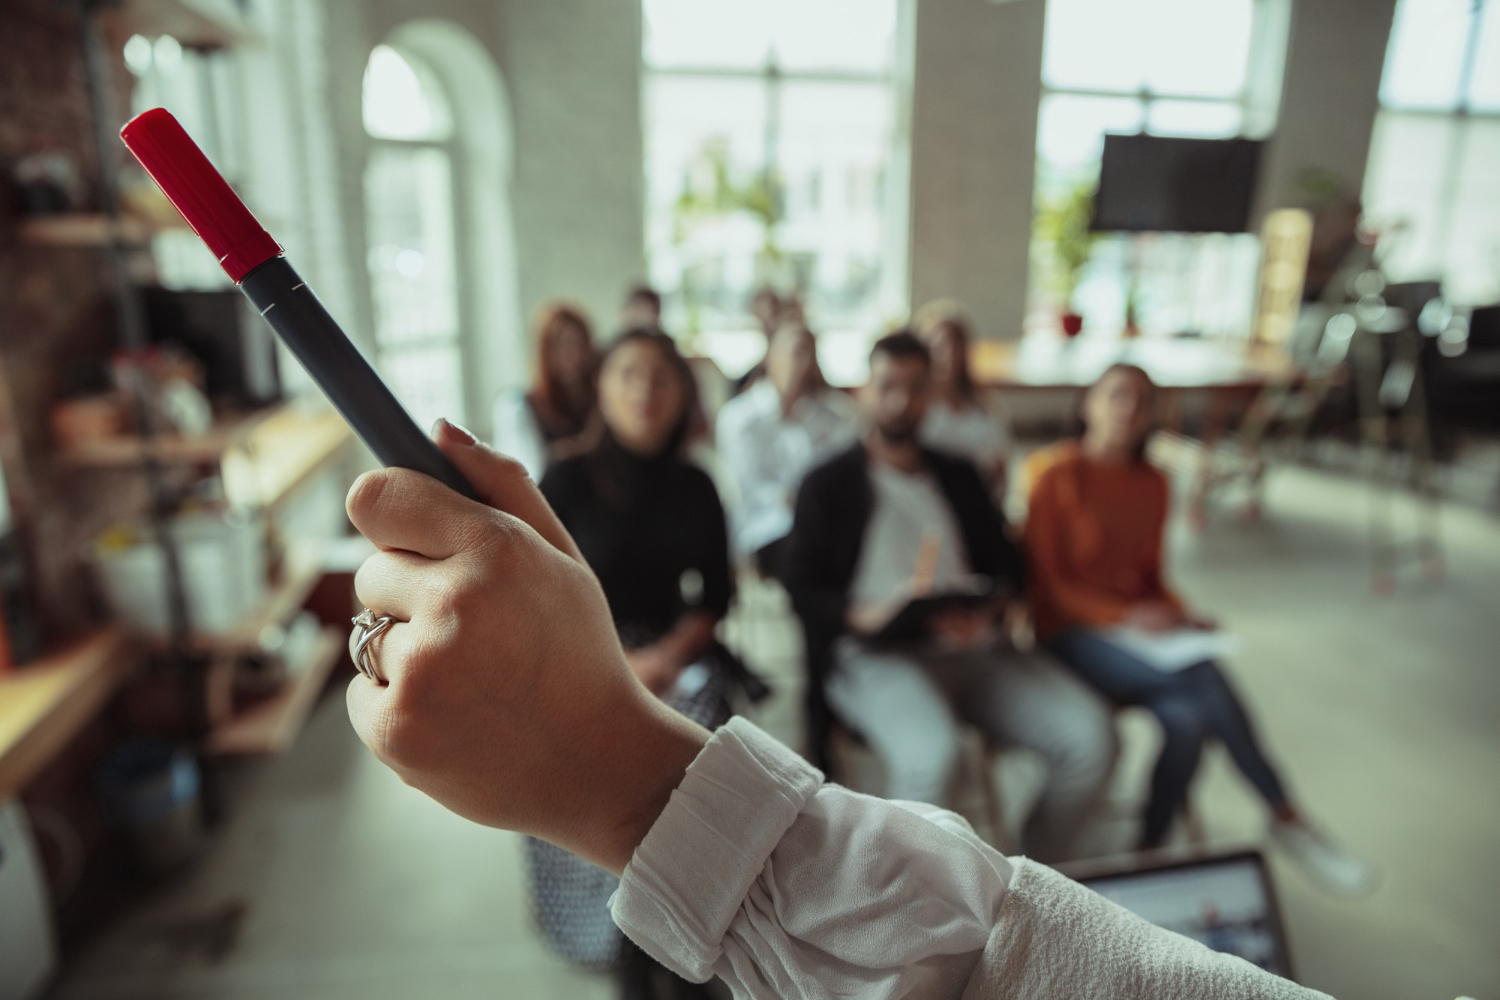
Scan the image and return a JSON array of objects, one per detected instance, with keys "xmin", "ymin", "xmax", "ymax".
[
  {"xmin": 1092, "ymin": 134, "xmax": 1263, "ymax": 234},
  {"xmin": 1075, "ymin": 849, "xmax": 1293, "ymax": 978}
]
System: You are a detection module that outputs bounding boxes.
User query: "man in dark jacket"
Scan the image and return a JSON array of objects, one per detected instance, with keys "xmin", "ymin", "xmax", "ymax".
[{"xmin": 785, "ymin": 331, "xmax": 1116, "ymax": 862}]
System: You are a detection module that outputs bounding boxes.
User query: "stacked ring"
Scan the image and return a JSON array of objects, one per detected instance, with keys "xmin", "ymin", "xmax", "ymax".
[{"xmin": 351, "ymin": 608, "xmax": 396, "ymax": 683}]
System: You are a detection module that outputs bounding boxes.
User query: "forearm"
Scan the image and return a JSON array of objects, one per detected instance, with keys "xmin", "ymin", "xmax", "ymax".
[{"xmin": 614, "ymin": 719, "xmax": 1332, "ymax": 1000}]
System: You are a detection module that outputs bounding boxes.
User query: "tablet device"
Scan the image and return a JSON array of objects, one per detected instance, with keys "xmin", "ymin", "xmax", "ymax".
[
  {"xmin": 1064, "ymin": 849, "xmax": 1294, "ymax": 978},
  {"xmin": 872, "ymin": 575, "xmax": 1002, "ymax": 644}
]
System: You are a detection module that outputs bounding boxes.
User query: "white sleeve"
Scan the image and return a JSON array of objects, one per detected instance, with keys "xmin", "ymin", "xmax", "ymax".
[
  {"xmin": 490, "ymin": 390, "xmax": 548, "ymax": 481},
  {"xmin": 612, "ymin": 718, "xmax": 1333, "ymax": 1000}
]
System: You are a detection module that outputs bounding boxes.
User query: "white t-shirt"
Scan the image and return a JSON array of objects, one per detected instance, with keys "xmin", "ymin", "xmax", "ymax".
[
  {"xmin": 921, "ymin": 399, "xmax": 1010, "ymax": 475},
  {"xmin": 848, "ymin": 463, "xmax": 971, "ymax": 607},
  {"xmin": 715, "ymin": 380, "xmax": 859, "ymax": 557}
]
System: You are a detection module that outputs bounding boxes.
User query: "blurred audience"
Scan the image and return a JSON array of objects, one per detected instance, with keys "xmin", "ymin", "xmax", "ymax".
[
  {"xmin": 784, "ymin": 330, "xmax": 1116, "ymax": 863},
  {"xmin": 619, "ymin": 283, "xmax": 664, "ymax": 331},
  {"xmin": 531, "ymin": 328, "xmax": 762, "ymax": 996},
  {"xmin": 733, "ymin": 284, "xmax": 805, "ymax": 395},
  {"xmin": 492, "ymin": 301, "xmax": 600, "ymax": 480},
  {"xmin": 913, "ymin": 300, "xmax": 1012, "ymax": 503},
  {"xmin": 1024, "ymin": 363, "xmax": 1374, "ymax": 893},
  {"xmin": 716, "ymin": 321, "xmax": 858, "ymax": 582}
]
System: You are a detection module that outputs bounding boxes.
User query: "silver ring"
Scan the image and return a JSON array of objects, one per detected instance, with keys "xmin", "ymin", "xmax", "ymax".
[{"xmin": 351, "ymin": 608, "xmax": 396, "ymax": 683}]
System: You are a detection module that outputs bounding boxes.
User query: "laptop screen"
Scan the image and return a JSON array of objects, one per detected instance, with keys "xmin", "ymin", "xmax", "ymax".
[{"xmin": 1079, "ymin": 852, "xmax": 1291, "ymax": 977}]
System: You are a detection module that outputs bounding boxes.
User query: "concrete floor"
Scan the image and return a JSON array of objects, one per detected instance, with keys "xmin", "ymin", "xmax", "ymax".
[{"xmin": 50, "ymin": 463, "xmax": 1500, "ymax": 999}]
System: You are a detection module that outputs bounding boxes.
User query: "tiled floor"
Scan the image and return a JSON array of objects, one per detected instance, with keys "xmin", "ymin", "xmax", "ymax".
[{"xmin": 49, "ymin": 463, "xmax": 1500, "ymax": 999}]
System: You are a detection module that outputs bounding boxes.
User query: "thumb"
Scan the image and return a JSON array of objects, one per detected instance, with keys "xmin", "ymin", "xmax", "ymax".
[{"xmin": 431, "ymin": 419, "xmax": 584, "ymax": 563}]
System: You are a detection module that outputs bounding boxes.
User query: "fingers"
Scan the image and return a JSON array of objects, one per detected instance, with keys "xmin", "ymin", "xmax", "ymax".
[
  {"xmin": 354, "ymin": 549, "xmax": 441, "ymax": 622},
  {"xmin": 346, "ymin": 464, "xmax": 508, "ymax": 560},
  {"xmin": 431, "ymin": 420, "xmax": 584, "ymax": 562}
]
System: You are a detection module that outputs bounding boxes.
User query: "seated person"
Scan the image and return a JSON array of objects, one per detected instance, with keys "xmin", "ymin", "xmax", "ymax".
[
  {"xmin": 535, "ymin": 328, "xmax": 762, "ymax": 994},
  {"xmin": 619, "ymin": 282, "xmax": 663, "ymax": 331},
  {"xmin": 732, "ymin": 285, "xmax": 805, "ymax": 396},
  {"xmin": 914, "ymin": 300, "xmax": 1012, "ymax": 502},
  {"xmin": 715, "ymin": 320, "xmax": 858, "ymax": 582},
  {"xmin": 784, "ymin": 330, "xmax": 1116, "ymax": 863},
  {"xmin": 1025, "ymin": 362, "xmax": 1374, "ymax": 893},
  {"xmin": 492, "ymin": 301, "xmax": 599, "ymax": 480}
]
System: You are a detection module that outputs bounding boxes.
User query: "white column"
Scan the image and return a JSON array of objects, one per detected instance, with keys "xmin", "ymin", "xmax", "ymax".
[{"xmin": 908, "ymin": 0, "xmax": 1048, "ymax": 340}]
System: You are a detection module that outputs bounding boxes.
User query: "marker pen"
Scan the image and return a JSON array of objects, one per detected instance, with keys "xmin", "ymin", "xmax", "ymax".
[{"xmin": 119, "ymin": 108, "xmax": 478, "ymax": 501}]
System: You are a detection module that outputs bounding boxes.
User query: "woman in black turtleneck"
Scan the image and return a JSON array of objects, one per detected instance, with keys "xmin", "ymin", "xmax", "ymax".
[{"xmin": 530, "ymin": 327, "xmax": 750, "ymax": 1000}]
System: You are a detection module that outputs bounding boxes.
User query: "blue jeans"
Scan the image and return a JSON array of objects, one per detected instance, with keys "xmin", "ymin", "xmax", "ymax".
[{"xmin": 1049, "ymin": 629, "xmax": 1289, "ymax": 847}]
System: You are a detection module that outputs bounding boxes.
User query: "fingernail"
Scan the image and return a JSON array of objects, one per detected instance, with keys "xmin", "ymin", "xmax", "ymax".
[{"xmin": 433, "ymin": 418, "xmax": 477, "ymax": 446}]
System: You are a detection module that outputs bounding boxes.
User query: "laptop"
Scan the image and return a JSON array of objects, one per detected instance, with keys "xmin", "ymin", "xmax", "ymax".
[{"xmin": 1064, "ymin": 848, "xmax": 1294, "ymax": 978}]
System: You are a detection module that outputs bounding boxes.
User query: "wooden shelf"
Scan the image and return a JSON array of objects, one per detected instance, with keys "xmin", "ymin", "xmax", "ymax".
[
  {"xmin": 221, "ymin": 407, "xmax": 356, "ymax": 510},
  {"xmin": 181, "ymin": 547, "xmax": 326, "ymax": 655},
  {"xmin": 0, "ymin": 629, "xmax": 137, "ymax": 798},
  {"xmin": 18, "ymin": 213, "xmax": 179, "ymax": 248},
  {"xmin": 208, "ymin": 626, "xmax": 343, "ymax": 755},
  {"xmin": 102, "ymin": 0, "xmax": 256, "ymax": 51},
  {"xmin": 60, "ymin": 406, "xmax": 282, "ymax": 468}
]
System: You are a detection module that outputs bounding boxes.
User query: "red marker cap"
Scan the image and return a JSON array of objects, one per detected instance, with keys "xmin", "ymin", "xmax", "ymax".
[{"xmin": 119, "ymin": 108, "xmax": 283, "ymax": 283}]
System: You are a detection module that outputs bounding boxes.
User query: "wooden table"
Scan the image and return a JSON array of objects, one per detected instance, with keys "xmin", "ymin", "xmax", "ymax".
[
  {"xmin": 970, "ymin": 335, "xmax": 1292, "ymax": 392},
  {"xmin": 0, "ymin": 629, "xmax": 135, "ymax": 799}
]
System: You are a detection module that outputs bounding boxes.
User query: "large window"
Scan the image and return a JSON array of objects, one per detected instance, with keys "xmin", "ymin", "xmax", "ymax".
[
  {"xmin": 1030, "ymin": 0, "xmax": 1285, "ymax": 337},
  {"xmin": 1363, "ymin": 0, "xmax": 1500, "ymax": 306},
  {"xmin": 361, "ymin": 44, "xmax": 467, "ymax": 431},
  {"xmin": 642, "ymin": 0, "xmax": 907, "ymax": 377}
]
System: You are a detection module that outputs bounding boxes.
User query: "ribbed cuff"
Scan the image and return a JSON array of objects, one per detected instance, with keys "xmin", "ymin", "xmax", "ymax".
[{"xmin": 610, "ymin": 717, "xmax": 824, "ymax": 981}]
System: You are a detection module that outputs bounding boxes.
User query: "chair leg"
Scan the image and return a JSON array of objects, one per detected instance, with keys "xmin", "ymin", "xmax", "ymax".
[
  {"xmin": 977, "ymin": 744, "xmax": 1007, "ymax": 851},
  {"xmin": 1181, "ymin": 795, "xmax": 1208, "ymax": 848}
]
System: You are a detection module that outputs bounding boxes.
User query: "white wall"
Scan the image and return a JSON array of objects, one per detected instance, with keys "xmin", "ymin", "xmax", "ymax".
[
  {"xmin": 908, "ymin": 0, "xmax": 1048, "ymax": 341},
  {"xmin": 497, "ymin": 0, "xmax": 648, "ymax": 339}
]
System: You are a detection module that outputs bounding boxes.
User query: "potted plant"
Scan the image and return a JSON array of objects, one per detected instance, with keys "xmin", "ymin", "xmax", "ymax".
[{"xmin": 1036, "ymin": 180, "xmax": 1099, "ymax": 337}]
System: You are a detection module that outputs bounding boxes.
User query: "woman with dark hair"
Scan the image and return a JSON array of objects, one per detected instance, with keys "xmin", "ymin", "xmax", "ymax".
[
  {"xmin": 493, "ymin": 301, "xmax": 600, "ymax": 479},
  {"xmin": 1024, "ymin": 363, "xmax": 1372, "ymax": 893},
  {"xmin": 913, "ymin": 301, "xmax": 1011, "ymax": 500},
  {"xmin": 531, "ymin": 328, "xmax": 760, "ymax": 998}
]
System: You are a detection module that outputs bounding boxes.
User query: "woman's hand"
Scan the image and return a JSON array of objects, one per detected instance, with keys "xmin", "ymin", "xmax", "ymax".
[
  {"xmin": 928, "ymin": 606, "xmax": 996, "ymax": 651},
  {"xmin": 624, "ymin": 611, "xmax": 716, "ymax": 696},
  {"xmin": 1124, "ymin": 600, "xmax": 1187, "ymax": 633},
  {"xmin": 344, "ymin": 420, "xmax": 709, "ymax": 874}
]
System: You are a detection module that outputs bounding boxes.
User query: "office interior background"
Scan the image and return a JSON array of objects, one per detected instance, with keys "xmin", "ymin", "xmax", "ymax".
[{"xmin": 0, "ymin": 0, "xmax": 1497, "ymax": 997}]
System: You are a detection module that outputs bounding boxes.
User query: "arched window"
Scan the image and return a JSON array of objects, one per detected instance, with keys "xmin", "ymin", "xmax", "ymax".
[{"xmin": 361, "ymin": 43, "xmax": 467, "ymax": 431}]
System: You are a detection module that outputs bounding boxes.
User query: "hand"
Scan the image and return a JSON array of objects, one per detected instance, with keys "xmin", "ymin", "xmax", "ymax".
[
  {"xmin": 1124, "ymin": 600, "xmax": 1187, "ymax": 633},
  {"xmin": 847, "ymin": 585, "xmax": 914, "ymax": 637},
  {"xmin": 928, "ymin": 606, "xmax": 997, "ymax": 651},
  {"xmin": 626, "ymin": 644, "xmax": 682, "ymax": 696},
  {"xmin": 344, "ymin": 420, "xmax": 709, "ymax": 875}
]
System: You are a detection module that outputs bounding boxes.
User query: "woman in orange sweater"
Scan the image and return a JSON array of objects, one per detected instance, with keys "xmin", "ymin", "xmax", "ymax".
[{"xmin": 1026, "ymin": 364, "xmax": 1372, "ymax": 893}]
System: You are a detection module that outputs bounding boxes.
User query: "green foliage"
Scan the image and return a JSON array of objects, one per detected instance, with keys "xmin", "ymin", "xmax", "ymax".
[
  {"xmin": 1034, "ymin": 179, "xmax": 1100, "ymax": 309},
  {"xmin": 672, "ymin": 138, "xmax": 781, "ymax": 257}
]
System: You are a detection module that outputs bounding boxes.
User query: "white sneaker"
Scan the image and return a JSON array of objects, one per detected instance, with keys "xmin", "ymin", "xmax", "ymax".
[{"xmin": 1270, "ymin": 819, "xmax": 1378, "ymax": 897}]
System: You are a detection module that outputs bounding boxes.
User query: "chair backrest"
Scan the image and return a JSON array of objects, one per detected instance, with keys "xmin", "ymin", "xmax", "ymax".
[{"xmin": 1467, "ymin": 304, "xmax": 1500, "ymax": 352}]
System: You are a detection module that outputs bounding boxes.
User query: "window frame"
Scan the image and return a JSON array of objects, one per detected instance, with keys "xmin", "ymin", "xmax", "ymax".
[
  {"xmin": 640, "ymin": 3, "xmax": 911, "ymax": 350},
  {"xmin": 361, "ymin": 44, "xmax": 472, "ymax": 429}
]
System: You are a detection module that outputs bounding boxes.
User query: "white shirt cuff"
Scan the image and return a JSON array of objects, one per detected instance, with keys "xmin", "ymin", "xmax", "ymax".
[{"xmin": 611, "ymin": 717, "xmax": 823, "ymax": 981}]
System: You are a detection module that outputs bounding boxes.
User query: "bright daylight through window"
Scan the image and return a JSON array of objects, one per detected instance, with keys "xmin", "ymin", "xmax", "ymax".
[
  {"xmin": 1030, "ymin": 0, "xmax": 1279, "ymax": 339},
  {"xmin": 1363, "ymin": 0, "xmax": 1500, "ymax": 306},
  {"xmin": 362, "ymin": 44, "xmax": 467, "ymax": 432},
  {"xmin": 641, "ymin": 0, "xmax": 906, "ymax": 380}
]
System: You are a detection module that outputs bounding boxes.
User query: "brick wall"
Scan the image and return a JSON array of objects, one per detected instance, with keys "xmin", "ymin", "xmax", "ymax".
[{"xmin": 0, "ymin": 0, "xmax": 146, "ymax": 639}]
